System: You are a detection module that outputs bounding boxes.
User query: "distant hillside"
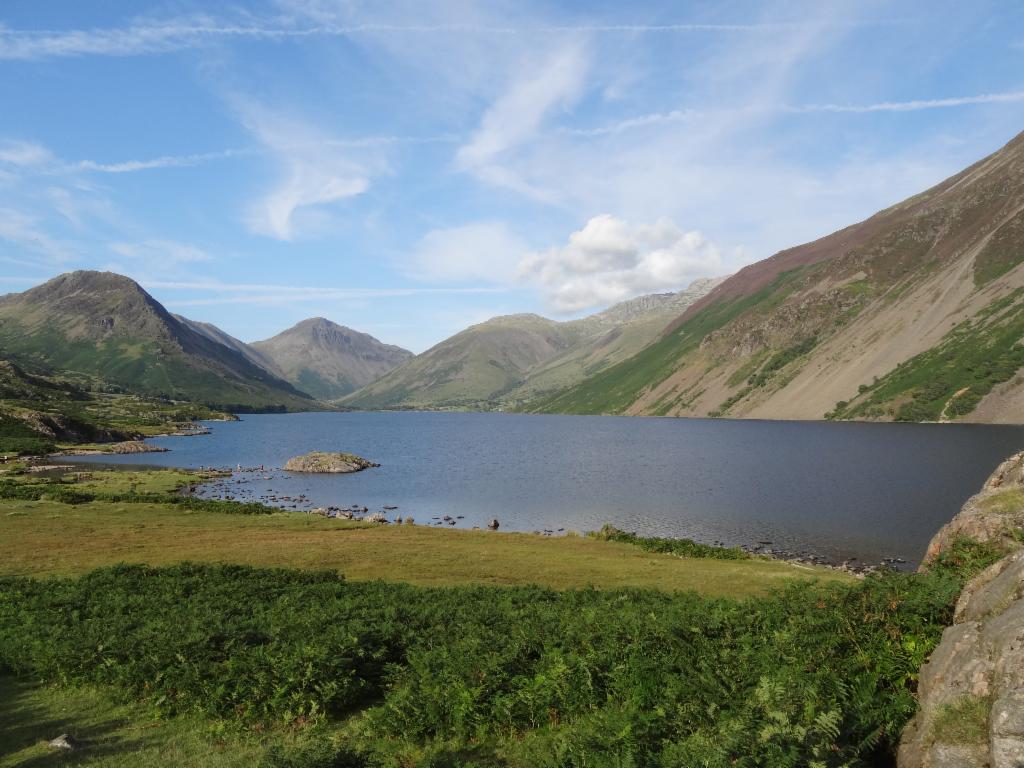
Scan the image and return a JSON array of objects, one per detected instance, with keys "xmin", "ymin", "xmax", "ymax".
[
  {"xmin": 251, "ymin": 318, "xmax": 412, "ymax": 400},
  {"xmin": 535, "ymin": 129, "xmax": 1024, "ymax": 423},
  {"xmin": 173, "ymin": 315, "xmax": 281, "ymax": 375},
  {"xmin": 0, "ymin": 271, "xmax": 314, "ymax": 412},
  {"xmin": 342, "ymin": 279, "xmax": 720, "ymax": 411},
  {"xmin": 501, "ymin": 278, "xmax": 723, "ymax": 407}
]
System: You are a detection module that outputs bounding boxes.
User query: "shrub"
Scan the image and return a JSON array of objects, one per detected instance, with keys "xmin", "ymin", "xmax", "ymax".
[
  {"xmin": 590, "ymin": 523, "xmax": 749, "ymax": 560},
  {"xmin": 0, "ymin": 562, "xmax": 969, "ymax": 765}
]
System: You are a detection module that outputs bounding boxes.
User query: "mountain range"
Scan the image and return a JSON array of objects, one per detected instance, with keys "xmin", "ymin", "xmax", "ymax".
[
  {"xmin": 0, "ymin": 272, "xmax": 411, "ymax": 411},
  {"xmin": 534, "ymin": 129, "xmax": 1024, "ymax": 423},
  {"xmin": 341, "ymin": 278, "xmax": 722, "ymax": 410},
  {"xmin": 2, "ymin": 129, "xmax": 1023, "ymax": 423}
]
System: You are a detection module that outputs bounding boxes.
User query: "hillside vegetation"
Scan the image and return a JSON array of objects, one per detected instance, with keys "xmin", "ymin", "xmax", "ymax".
[
  {"xmin": 533, "ymin": 130, "xmax": 1024, "ymax": 423},
  {"xmin": 252, "ymin": 318, "xmax": 412, "ymax": 400},
  {"xmin": 0, "ymin": 271, "xmax": 314, "ymax": 412},
  {"xmin": 343, "ymin": 279, "xmax": 719, "ymax": 411},
  {"xmin": 0, "ymin": 360, "xmax": 233, "ymax": 455}
]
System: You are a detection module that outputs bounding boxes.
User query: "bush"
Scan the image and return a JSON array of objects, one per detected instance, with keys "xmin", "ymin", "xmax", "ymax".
[
  {"xmin": 590, "ymin": 524, "xmax": 750, "ymax": 560},
  {"xmin": 0, "ymin": 561, "xmax": 973, "ymax": 765}
]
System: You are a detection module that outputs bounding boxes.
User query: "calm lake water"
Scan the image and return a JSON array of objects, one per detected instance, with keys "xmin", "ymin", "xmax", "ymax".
[{"xmin": 75, "ymin": 412, "xmax": 1024, "ymax": 567}]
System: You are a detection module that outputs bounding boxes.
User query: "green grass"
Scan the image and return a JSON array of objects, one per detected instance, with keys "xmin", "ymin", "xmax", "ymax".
[
  {"xmin": 0, "ymin": 676, "xmax": 277, "ymax": 768},
  {"xmin": 929, "ymin": 695, "xmax": 990, "ymax": 745},
  {"xmin": 973, "ymin": 208, "xmax": 1024, "ymax": 286},
  {"xmin": 0, "ymin": 561, "xmax": 968, "ymax": 767},
  {"xmin": 0, "ymin": 361, "xmax": 241, "ymax": 454},
  {"xmin": 0, "ymin": 466, "xmax": 842, "ymax": 595},
  {"xmin": 978, "ymin": 489, "xmax": 1024, "ymax": 516},
  {"xmin": 0, "ymin": 497, "xmax": 832, "ymax": 595},
  {"xmin": 0, "ymin": 465, "xmax": 1008, "ymax": 766}
]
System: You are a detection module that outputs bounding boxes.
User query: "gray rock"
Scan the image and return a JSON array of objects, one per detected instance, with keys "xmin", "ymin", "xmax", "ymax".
[
  {"xmin": 899, "ymin": 453, "xmax": 1024, "ymax": 768},
  {"xmin": 283, "ymin": 452, "xmax": 379, "ymax": 474},
  {"xmin": 48, "ymin": 734, "xmax": 79, "ymax": 750},
  {"xmin": 991, "ymin": 693, "xmax": 1024, "ymax": 768}
]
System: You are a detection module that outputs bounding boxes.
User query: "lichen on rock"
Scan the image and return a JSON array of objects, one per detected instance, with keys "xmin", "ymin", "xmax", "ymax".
[{"xmin": 283, "ymin": 451, "xmax": 379, "ymax": 474}]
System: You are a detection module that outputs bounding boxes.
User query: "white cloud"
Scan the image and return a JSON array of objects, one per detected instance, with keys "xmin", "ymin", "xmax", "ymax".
[
  {"xmin": 520, "ymin": 215, "xmax": 722, "ymax": 313},
  {"xmin": 0, "ymin": 14, "xmax": 883, "ymax": 61},
  {"xmin": 109, "ymin": 240, "xmax": 212, "ymax": 265},
  {"xmin": 0, "ymin": 207, "xmax": 76, "ymax": 264},
  {"xmin": 236, "ymin": 102, "xmax": 373, "ymax": 240},
  {"xmin": 407, "ymin": 222, "xmax": 527, "ymax": 283},
  {"xmin": 786, "ymin": 91, "xmax": 1024, "ymax": 114},
  {"xmin": 0, "ymin": 140, "xmax": 55, "ymax": 167}
]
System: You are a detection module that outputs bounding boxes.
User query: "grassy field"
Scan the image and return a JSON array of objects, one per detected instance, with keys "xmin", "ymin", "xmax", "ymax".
[
  {"xmin": 0, "ymin": 476, "xmax": 841, "ymax": 595},
  {"xmin": 2, "ymin": 465, "xmax": 997, "ymax": 766},
  {"xmin": 0, "ymin": 675, "xmax": 281, "ymax": 768}
]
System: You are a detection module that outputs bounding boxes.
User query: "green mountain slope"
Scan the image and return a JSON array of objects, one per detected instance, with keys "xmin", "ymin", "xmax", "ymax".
[
  {"xmin": 251, "ymin": 318, "xmax": 412, "ymax": 399},
  {"xmin": 173, "ymin": 315, "xmax": 281, "ymax": 375},
  {"xmin": 0, "ymin": 271, "xmax": 315, "ymax": 412},
  {"xmin": 534, "ymin": 129, "xmax": 1024, "ymax": 423},
  {"xmin": 342, "ymin": 279, "xmax": 720, "ymax": 411}
]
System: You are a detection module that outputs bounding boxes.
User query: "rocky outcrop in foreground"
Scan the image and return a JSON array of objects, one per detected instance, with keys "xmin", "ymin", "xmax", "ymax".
[
  {"xmin": 898, "ymin": 452, "xmax": 1024, "ymax": 768},
  {"xmin": 283, "ymin": 451, "xmax": 379, "ymax": 474}
]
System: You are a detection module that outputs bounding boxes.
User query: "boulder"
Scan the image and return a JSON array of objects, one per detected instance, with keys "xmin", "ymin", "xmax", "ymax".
[
  {"xmin": 923, "ymin": 452, "xmax": 1024, "ymax": 563},
  {"xmin": 109, "ymin": 440, "xmax": 168, "ymax": 455},
  {"xmin": 899, "ymin": 453, "xmax": 1024, "ymax": 768},
  {"xmin": 48, "ymin": 734, "xmax": 80, "ymax": 751},
  {"xmin": 283, "ymin": 452, "xmax": 379, "ymax": 474}
]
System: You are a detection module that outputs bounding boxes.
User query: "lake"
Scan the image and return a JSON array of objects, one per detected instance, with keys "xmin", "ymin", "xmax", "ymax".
[{"xmin": 75, "ymin": 412, "xmax": 1024, "ymax": 568}]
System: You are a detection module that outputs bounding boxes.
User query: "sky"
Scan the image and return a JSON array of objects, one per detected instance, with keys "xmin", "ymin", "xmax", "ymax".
[{"xmin": 1, "ymin": 1, "xmax": 1023, "ymax": 352}]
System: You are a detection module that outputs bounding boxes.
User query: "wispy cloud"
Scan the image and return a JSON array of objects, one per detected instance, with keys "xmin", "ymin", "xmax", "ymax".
[
  {"xmin": 563, "ymin": 90, "xmax": 1024, "ymax": 138},
  {"xmin": 149, "ymin": 278, "xmax": 505, "ymax": 308},
  {"xmin": 232, "ymin": 101, "xmax": 377, "ymax": 240},
  {"xmin": 75, "ymin": 148, "xmax": 250, "ymax": 173},
  {"xmin": 0, "ymin": 207, "xmax": 76, "ymax": 263},
  {"xmin": 786, "ymin": 90, "xmax": 1024, "ymax": 113},
  {"xmin": 456, "ymin": 42, "xmax": 589, "ymax": 199},
  {"xmin": 109, "ymin": 240, "xmax": 212, "ymax": 264},
  {"xmin": 0, "ymin": 16, "xmax": 903, "ymax": 61},
  {"xmin": 0, "ymin": 139, "xmax": 56, "ymax": 167}
]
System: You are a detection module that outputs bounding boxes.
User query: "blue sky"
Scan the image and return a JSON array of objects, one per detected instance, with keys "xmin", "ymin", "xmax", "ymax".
[{"xmin": 1, "ymin": 0, "xmax": 1023, "ymax": 352}]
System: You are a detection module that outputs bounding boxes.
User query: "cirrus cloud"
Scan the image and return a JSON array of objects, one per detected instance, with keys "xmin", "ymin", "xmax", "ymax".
[{"xmin": 519, "ymin": 215, "xmax": 723, "ymax": 313}]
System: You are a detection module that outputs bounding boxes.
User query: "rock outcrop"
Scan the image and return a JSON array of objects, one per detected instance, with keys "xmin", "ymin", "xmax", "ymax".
[
  {"xmin": 283, "ymin": 451, "xmax": 379, "ymax": 474},
  {"xmin": 109, "ymin": 440, "xmax": 168, "ymax": 454},
  {"xmin": 923, "ymin": 452, "xmax": 1024, "ymax": 563},
  {"xmin": 898, "ymin": 452, "xmax": 1024, "ymax": 767}
]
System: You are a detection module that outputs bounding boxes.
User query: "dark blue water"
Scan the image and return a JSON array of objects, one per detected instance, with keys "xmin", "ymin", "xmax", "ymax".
[{"xmin": 75, "ymin": 412, "xmax": 1024, "ymax": 567}]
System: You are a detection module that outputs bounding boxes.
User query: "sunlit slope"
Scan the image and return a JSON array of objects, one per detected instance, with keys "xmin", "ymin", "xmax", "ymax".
[
  {"xmin": 0, "ymin": 271, "xmax": 314, "ymax": 411},
  {"xmin": 535, "ymin": 129, "xmax": 1024, "ymax": 423},
  {"xmin": 252, "ymin": 317, "xmax": 412, "ymax": 400},
  {"xmin": 343, "ymin": 279, "xmax": 719, "ymax": 411}
]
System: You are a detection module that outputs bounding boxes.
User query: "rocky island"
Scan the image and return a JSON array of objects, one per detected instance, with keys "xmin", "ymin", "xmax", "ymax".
[{"xmin": 283, "ymin": 451, "xmax": 379, "ymax": 474}]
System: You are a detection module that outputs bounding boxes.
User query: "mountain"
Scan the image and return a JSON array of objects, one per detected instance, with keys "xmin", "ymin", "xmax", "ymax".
[
  {"xmin": 535, "ymin": 129, "xmax": 1024, "ymax": 423},
  {"xmin": 174, "ymin": 315, "xmax": 281, "ymax": 375},
  {"xmin": 500, "ymin": 278, "xmax": 724, "ymax": 407},
  {"xmin": 250, "ymin": 318, "xmax": 413, "ymax": 400},
  {"xmin": 342, "ymin": 279, "xmax": 721, "ymax": 411},
  {"xmin": 0, "ymin": 271, "xmax": 314, "ymax": 411}
]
